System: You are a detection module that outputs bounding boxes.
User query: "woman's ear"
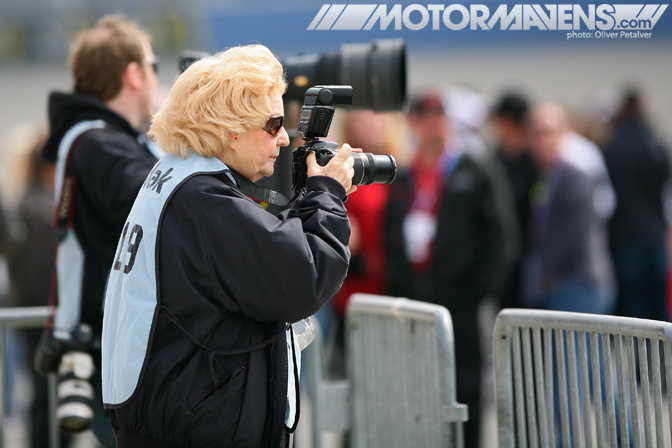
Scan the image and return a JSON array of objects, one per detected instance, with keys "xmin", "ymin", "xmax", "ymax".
[{"xmin": 227, "ymin": 132, "xmax": 239, "ymax": 151}]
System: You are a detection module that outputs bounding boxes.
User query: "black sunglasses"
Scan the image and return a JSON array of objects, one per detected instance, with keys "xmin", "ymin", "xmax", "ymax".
[
  {"xmin": 263, "ymin": 115, "xmax": 284, "ymax": 137},
  {"xmin": 144, "ymin": 56, "xmax": 160, "ymax": 75}
]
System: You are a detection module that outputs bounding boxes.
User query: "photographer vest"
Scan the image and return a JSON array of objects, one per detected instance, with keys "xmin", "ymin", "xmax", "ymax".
[
  {"xmin": 53, "ymin": 120, "xmax": 107, "ymax": 339},
  {"xmin": 101, "ymin": 149, "xmax": 300, "ymax": 427},
  {"xmin": 52, "ymin": 120, "xmax": 163, "ymax": 340}
]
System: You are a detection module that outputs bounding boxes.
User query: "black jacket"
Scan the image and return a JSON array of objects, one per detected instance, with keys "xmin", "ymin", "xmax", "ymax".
[
  {"xmin": 7, "ymin": 184, "xmax": 56, "ymax": 308},
  {"xmin": 385, "ymin": 152, "xmax": 517, "ymax": 397},
  {"xmin": 385, "ymin": 152, "xmax": 517, "ymax": 304},
  {"xmin": 108, "ymin": 171, "xmax": 350, "ymax": 448},
  {"xmin": 43, "ymin": 91, "xmax": 157, "ymax": 337},
  {"xmin": 604, "ymin": 116, "xmax": 670, "ymax": 244}
]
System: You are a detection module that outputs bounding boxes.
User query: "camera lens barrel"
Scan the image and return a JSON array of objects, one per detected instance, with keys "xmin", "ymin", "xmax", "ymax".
[
  {"xmin": 351, "ymin": 153, "xmax": 397, "ymax": 186},
  {"xmin": 316, "ymin": 150, "xmax": 397, "ymax": 186},
  {"xmin": 339, "ymin": 40, "xmax": 406, "ymax": 112},
  {"xmin": 57, "ymin": 352, "xmax": 95, "ymax": 433},
  {"xmin": 284, "ymin": 39, "xmax": 406, "ymax": 112}
]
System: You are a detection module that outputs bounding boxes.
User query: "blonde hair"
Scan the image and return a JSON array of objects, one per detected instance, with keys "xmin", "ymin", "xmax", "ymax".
[{"xmin": 149, "ymin": 45, "xmax": 287, "ymax": 158}]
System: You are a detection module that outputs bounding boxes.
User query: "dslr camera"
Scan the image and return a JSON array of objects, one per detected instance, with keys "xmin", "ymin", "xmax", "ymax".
[{"xmin": 292, "ymin": 85, "xmax": 397, "ymax": 195}]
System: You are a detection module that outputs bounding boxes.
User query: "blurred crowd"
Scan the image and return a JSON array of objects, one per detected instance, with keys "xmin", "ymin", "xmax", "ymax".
[
  {"xmin": 0, "ymin": 15, "xmax": 670, "ymax": 448},
  {"xmin": 317, "ymin": 85, "xmax": 671, "ymax": 448}
]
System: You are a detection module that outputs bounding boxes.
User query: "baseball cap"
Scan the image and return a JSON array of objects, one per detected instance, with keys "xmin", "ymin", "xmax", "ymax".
[{"xmin": 409, "ymin": 91, "xmax": 445, "ymax": 115}]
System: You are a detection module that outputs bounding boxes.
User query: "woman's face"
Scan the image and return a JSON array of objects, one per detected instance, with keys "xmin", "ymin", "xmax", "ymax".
[{"xmin": 227, "ymin": 92, "xmax": 290, "ymax": 182}]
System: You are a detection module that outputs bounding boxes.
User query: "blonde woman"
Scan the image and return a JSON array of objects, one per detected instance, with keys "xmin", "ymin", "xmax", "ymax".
[{"xmin": 101, "ymin": 45, "xmax": 355, "ymax": 447}]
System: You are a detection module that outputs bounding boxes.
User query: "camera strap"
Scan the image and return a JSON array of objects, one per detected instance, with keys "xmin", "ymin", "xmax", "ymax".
[
  {"xmin": 54, "ymin": 132, "xmax": 90, "ymax": 238},
  {"xmin": 47, "ymin": 126, "xmax": 100, "ymax": 336},
  {"xmin": 228, "ymin": 170, "xmax": 290, "ymax": 207}
]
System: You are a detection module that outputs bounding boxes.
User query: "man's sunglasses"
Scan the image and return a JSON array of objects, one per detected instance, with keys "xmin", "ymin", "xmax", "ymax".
[
  {"xmin": 144, "ymin": 56, "xmax": 160, "ymax": 75},
  {"xmin": 263, "ymin": 115, "xmax": 284, "ymax": 137}
]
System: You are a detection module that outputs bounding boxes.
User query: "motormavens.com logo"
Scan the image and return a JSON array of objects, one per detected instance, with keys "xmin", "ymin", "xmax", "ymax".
[{"xmin": 307, "ymin": 4, "xmax": 668, "ymax": 39}]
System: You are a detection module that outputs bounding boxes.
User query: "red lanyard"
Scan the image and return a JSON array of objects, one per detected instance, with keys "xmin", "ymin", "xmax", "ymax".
[{"xmin": 409, "ymin": 149, "xmax": 460, "ymax": 213}]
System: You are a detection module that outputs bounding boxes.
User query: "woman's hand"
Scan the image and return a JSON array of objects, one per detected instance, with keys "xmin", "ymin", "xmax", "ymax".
[{"xmin": 306, "ymin": 143, "xmax": 361, "ymax": 196}]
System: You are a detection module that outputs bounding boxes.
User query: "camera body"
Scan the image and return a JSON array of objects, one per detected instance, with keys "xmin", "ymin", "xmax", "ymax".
[
  {"xmin": 35, "ymin": 323, "xmax": 93, "ymax": 376},
  {"xmin": 292, "ymin": 86, "xmax": 397, "ymax": 195}
]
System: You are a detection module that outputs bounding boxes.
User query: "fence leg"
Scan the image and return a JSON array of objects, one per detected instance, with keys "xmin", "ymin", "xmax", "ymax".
[
  {"xmin": 0, "ymin": 307, "xmax": 51, "ymax": 447},
  {"xmin": 0, "ymin": 327, "xmax": 5, "ymax": 448},
  {"xmin": 48, "ymin": 373, "xmax": 59, "ymax": 448}
]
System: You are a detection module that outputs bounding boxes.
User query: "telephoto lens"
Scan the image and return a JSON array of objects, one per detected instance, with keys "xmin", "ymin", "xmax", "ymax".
[
  {"xmin": 57, "ymin": 351, "xmax": 95, "ymax": 433},
  {"xmin": 315, "ymin": 151, "xmax": 398, "ymax": 186},
  {"xmin": 351, "ymin": 153, "xmax": 397, "ymax": 185}
]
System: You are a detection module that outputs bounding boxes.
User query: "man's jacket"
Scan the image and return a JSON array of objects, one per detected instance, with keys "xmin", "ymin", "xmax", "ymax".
[{"xmin": 43, "ymin": 91, "xmax": 157, "ymax": 339}]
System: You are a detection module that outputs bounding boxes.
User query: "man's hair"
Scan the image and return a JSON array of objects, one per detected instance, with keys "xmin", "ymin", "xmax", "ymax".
[
  {"xmin": 149, "ymin": 45, "xmax": 287, "ymax": 158},
  {"xmin": 492, "ymin": 92, "xmax": 530, "ymax": 126},
  {"xmin": 70, "ymin": 15, "xmax": 150, "ymax": 101}
]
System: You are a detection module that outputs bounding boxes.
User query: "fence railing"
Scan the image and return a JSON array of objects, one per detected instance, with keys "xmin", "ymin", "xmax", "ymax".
[
  {"xmin": 306, "ymin": 294, "xmax": 468, "ymax": 448},
  {"xmin": 494, "ymin": 308, "xmax": 672, "ymax": 448},
  {"xmin": 0, "ymin": 306, "xmax": 57, "ymax": 448}
]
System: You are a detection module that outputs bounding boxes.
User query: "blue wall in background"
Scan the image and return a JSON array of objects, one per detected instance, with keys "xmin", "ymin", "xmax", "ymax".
[{"xmin": 207, "ymin": 1, "xmax": 672, "ymax": 56}]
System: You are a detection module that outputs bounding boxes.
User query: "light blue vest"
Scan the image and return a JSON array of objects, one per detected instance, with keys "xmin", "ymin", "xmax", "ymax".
[
  {"xmin": 52, "ymin": 120, "xmax": 163, "ymax": 340},
  {"xmin": 101, "ymin": 150, "xmax": 299, "ymax": 426},
  {"xmin": 53, "ymin": 120, "xmax": 106, "ymax": 339}
]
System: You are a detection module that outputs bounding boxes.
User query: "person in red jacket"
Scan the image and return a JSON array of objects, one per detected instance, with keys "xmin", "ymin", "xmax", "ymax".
[
  {"xmin": 326, "ymin": 110, "xmax": 402, "ymax": 377},
  {"xmin": 385, "ymin": 91, "xmax": 518, "ymax": 448}
]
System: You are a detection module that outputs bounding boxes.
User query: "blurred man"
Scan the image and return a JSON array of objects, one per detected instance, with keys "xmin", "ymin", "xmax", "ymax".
[
  {"xmin": 523, "ymin": 102, "xmax": 615, "ymax": 315},
  {"xmin": 559, "ymin": 123, "xmax": 616, "ymax": 224},
  {"xmin": 37, "ymin": 15, "xmax": 160, "ymax": 445},
  {"xmin": 490, "ymin": 92, "xmax": 538, "ymax": 309},
  {"xmin": 526, "ymin": 103, "xmax": 623, "ymax": 447},
  {"xmin": 604, "ymin": 90, "xmax": 670, "ymax": 322},
  {"xmin": 385, "ymin": 90, "xmax": 517, "ymax": 448}
]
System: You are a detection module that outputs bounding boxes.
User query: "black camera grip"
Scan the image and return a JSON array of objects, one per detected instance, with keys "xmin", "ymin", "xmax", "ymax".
[{"xmin": 34, "ymin": 331, "xmax": 67, "ymax": 376}]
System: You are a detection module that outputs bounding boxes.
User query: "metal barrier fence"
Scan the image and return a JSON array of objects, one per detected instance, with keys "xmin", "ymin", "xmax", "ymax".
[
  {"xmin": 306, "ymin": 294, "xmax": 468, "ymax": 448},
  {"xmin": 494, "ymin": 308, "xmax": 672, "ymax": 448},
  {"xmin": 347, "ymin": 294, "xmax": 468, "ymax": 448},
  {"xmin": 0, "ymin": 306, "xmax": 57, "ymax": 448}
]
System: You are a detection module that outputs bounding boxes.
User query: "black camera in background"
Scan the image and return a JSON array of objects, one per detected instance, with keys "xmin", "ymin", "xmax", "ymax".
[
  {"xmin": 262, "ymin": 39, "xmax": 407, "ymax": 214},
  {"xmin": 283, "ymin": 39, "xmax": 406, "ymax": 112}
]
